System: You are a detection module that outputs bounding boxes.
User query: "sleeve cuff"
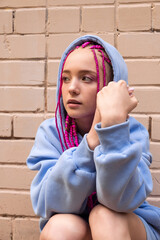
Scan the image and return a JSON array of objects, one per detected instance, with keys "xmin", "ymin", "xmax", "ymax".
[{"xmin": 95, "ymin": 120, "xmax": 130, "ymax": 154}]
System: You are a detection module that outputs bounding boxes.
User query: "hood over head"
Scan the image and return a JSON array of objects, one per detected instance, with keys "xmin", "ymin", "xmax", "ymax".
[
  {"xmin": 56, "ymin": 35, "xmax": 128, "ymax": 102},
  {"xmin": 55, "ymin": 35, "xmax": 128, "ymax": 151}
]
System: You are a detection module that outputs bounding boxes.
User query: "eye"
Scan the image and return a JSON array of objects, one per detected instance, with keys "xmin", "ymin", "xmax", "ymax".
[
  {"xmin": 62, "ymin": 76, "xmax": 70, "ymax": 83},
  {"xmin": 81, "ymin": 76, "xmax": 92, "ymax": 82}
]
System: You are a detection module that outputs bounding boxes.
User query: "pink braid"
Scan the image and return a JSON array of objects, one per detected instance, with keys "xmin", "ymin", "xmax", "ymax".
[
  {"xmin": 98, "ymin": 49, "xmax": 106, "ymax": 87},
  {"xmin": 55, "ymin": 50, "xmax": 74, "ymax": 150},
  {"xmin": 56, "ymin": 42, "xmax": 112, "ymax": 151},
  {"xmin": 91, "ymin": 48, "xmax": 100, "ymax": 92}
]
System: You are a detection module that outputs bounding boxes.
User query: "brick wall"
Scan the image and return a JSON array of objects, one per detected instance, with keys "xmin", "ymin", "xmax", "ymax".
[{"xmin": 0, "ymin": 0, "xmax": 160, "ymax": 239}]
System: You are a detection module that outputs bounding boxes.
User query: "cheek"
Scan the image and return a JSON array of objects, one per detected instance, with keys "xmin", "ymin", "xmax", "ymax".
[{"xmin": 88, "ymin": 91, "xmax": 97, "ymax": 108}]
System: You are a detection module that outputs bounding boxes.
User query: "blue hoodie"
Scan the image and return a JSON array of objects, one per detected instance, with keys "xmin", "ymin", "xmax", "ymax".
[{"xmin": 27, "ymin": 35, "xmax": 160, "ymax": 233}]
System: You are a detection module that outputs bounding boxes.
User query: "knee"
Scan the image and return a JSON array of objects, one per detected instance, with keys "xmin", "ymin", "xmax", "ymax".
[
  {"xmin": 40, "ymin": 214, "xmax": 91, "ymax": 240},
  {"xmin": 89, "ymin": 204, "xmax": 114, "ymax": 226},
  {"xmin": 89, "ymin": 204, "xmax": 129, "ymax": 238}
]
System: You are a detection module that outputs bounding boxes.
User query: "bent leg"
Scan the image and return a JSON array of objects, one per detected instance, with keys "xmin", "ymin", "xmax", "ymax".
[
  {"xmin": 40, "ymin": 214, "xmax": 92, "ymax": 240},
  {"xmin": 89, "ymin": 204, "xmax": 147, "ymax": 240}
]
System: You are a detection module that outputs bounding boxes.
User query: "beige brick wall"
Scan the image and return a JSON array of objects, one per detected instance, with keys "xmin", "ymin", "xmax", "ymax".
[{"xmin": 0, "ymin": 0, "xmax": 160, "ymax": 239}]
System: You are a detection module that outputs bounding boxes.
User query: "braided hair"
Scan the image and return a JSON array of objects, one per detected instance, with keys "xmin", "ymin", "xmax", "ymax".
[{"xmin": 55, "ymin": 41, "xmax": 112, "ymax": 152}]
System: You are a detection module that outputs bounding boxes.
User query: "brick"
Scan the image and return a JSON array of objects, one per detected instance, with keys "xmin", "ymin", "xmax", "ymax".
[
  {"xmin": 0, "ymin": 165, "xmax": 36, "ymax": 190},
  {"xmin": 49, "ymin": 0, "xmax": 114, "ymax": 5},
  {"xmin": 152, "ymin": 4, "xmax": 160, "ymax": 30},
  {"xmin": 0, "ymin": 35, "xmax": 45, "ymax": 59},
  {"xmin": 130, "ymin": 114, "xmax": 149, "ymax": 131},
  {"xmin": 47, "ymin": 88, "xmax": 57, "ymax": 112},
  {"xmin": 0, "ymin": 61, "xmax": 45, "ymax": 86},
  {"xmin": 14, "ymin": 114, "xmax": 44, "ymax": 138},
  {"xmin": 0, "ymin": 10, "xmax": 12, "ymax": 33},
  {"xmin": 48, "ymin": 33, "xmax": 81, "ymax": 58},
  {"xmin": 0, "ymin": 0, "xmax": 46, "ymax": 7},
  {"xmin": 118, "ymin": 5, "xmax": 151, "ymax": 31},
  {"xmin": 48, "ymin": 60, "xmax": 60, "ymax": 85},
  {"xmin": 0, "ymin": 190, "xmax": 35, "ymax": 216},
  {"xmin": 151, "ymin": 116, "xmax": 160, "ymax": 141},
  {"xmin": 48, "ymin": 7, "xmax": 80, "ymax": 33},
  {"xmin": 48, "ymin": 33, "xmax": 114, "ymax": 59},
  {"xmin": 150, "ymin": 142, "xmax": 160, "ymax": 169},
  {"xmin": 126, "ymin": 60, "xmax": 160, "ymax": 85},
  {"xmin": 0, "ymin": 140, "xmax": 34, "ymax": 164},
  {"xmin": 45, "ymin": 113, "xmax": 55, "ymax": 119},
  {"xmin": 82, "ymin": 6, "xmax": 114, "ymax": 32},
  {"xmin": 13, "ymin": 218, "xmax": 40, "ymax": 240},
  {"xmin": 147, "ymin": 197, "xmax": 160, "ymax": 208},
  {"xmin": 132, "ymin": 87, "xmax": 160, "ymax": 114},
  {"xmin": 117, "ymin": 33, "xmax": 160, "ymax": 57},
  {"xmin": 119, "ymin": 0, "xmax": 160, "ymax": 2},
  {"xmin": 0, "ymin": 217, "xmax": 12, "ymax": 240},
  {"xmin": 150, "ymin": 170, "xmax": 160, "ymax": 196},
  {"xmin": 0, "ymin": 87, "xmax": 44, "ymax": 112},
  {"xmin": 0, "ymin": 114, "xmax": 12, "ymax": 137},
  {"xmin": 87, "ymin": 33, "xmax": 114, "ymax": 46},
  {"xmin": 15, "ymin": 8, "xmax": 46, "ymax": 34}
]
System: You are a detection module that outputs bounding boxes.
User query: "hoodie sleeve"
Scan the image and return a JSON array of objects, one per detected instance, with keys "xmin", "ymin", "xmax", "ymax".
[
  {"xmin": 94, "ymin": 116, "xmax": 153, "ymax": 212},
  {"xmin": 27, "ymin": 119, "xmax": 96, "ymax": 219}
]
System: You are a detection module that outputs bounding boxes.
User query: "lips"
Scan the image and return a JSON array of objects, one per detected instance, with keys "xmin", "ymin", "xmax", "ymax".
[{"xmin": 67, "ymin": 99, "xmax": 81, "ymax": 105}]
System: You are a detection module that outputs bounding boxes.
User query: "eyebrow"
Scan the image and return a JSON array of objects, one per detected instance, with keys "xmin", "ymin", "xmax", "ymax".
[{"xmin": 62, "ymin": 70, "xmax": 97, "ymax": 75}]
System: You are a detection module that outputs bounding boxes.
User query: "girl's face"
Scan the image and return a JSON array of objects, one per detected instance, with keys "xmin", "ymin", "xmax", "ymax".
[{"xmin": 61, "ymin": 47, "xmax": 104, "ymax": 133}]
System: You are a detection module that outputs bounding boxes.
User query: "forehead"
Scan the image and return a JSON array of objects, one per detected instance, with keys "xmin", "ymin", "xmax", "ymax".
[{"xmin": 63, "ymin": 47, "xmax": 96, "ymax": 71}]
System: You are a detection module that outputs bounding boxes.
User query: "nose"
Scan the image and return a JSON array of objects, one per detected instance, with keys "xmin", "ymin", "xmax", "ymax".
[{"xmin": 68, "ymin": 77, "xmax": 80, "ymax": 95}]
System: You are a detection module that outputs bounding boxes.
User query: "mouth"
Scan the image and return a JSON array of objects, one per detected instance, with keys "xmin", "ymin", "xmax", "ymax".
[{"xmin": 67, "ymin": 99, "xmax": 82, "ymax": 105}]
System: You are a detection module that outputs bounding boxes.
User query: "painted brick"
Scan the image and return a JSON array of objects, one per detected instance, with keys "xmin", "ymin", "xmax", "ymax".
[
  {"xmin": 0, "ymin": 61, "xmax": 45, "ymax": 86},
  {"xmin": 0, "ymin": 140, "xmax": 34, "ymax": 164},
  {"xmin": 0, "ymin": 0, "xmax": 46, "ymax": 7},
  {"xmin": 0, "ymin": 217, "xmax": 12, "ymax": 240},
  {"xmin": 126, "ymin": 60, "xmax": 160, "ymax": 85},
  {"xmin": 130, "ymin": 114, "xmax": 149, "ymax": 131},
  {"xmin": 0, "ymin": 165, "xmax": 36, "ymax": 190},
  {"xmin": 151, "ymin": 116, "xmax": 160, "ymax": 141},
  {"xmin": 117, "ymin": 33, "xmax": 160, "ymax": 57},
  {"xmin": 0, "ymin": 87, "xmax": 44, "ymax": 112},
  {"xmin": 0, "ymin": 35, "xmax": 45, "ymax": 59},
  {"xmin": 119, "ymin": 0, "xmax": 160, "ymax": 2},
  {"xmin": 152, "ymin": 4, "xmax": 160, "ymax": 30},
  {"xmin": 48, "ymin": 60, "xmax": 60, "ymax": 85},
  {"xmin": 147, "ymin": 197, "xmax": 160, "ymax": 208},
  {"xmin": 0, "ymin": 190, "xmax": 35, "ymax": 216},
  {"xmin": 45, "ymin": 114, "xmax": 55, "ymax": 120},
  {"xmin": 48, "ymin": 33, "xmax": 81, "ymax": 58},
  {"xmin": 132, "ymin": 87, "xmax": 160, "ymax": 114},
  {"xmin": 0, "ymin": 114, "xmax": 12, "ymax": 137},
  {"xmin": 15, "ymin": 8, "xmax": 46, "ymax": 34},
  {"xmin": 48, "ymin": 33, "xmax": 115, "ymax": 59},
  {"xmin": 0, "ymin": 10, "xmax": 12, "ymax": 34},
  {"xmin": 48, "ymin": 0, "xmax": 114, "ymax": 5},
  {"xmin": 150, "ymin": 171, "xmax": 160, "ymax": 196},
  {"xmin": 48, "ymin": 7, "xmax": 80, "ymax": 33},
  {"xmin": 82, "ymin": 6, "xmax": 114, "ymax": 32},
  {"xmin": 150, "ymin": 142, "xmax": 160, "ymax": 169},
  {"xmin": 87, "ymin": 33, "xmax": 114, "ymax": 46},
  {"xmin": 118, "ymin": 4, "xmax": 151, "ymax": 31},
  {"xmin": 13, "ymin": 114, "xmax": 44, "ymax": 138},
  {"xmin": 47, "ymin": 88, "xmax": 57, "ymax": 112},
  {"xmin": 13, "ymin": 218, "xmax": 40, "ymax": 240}
]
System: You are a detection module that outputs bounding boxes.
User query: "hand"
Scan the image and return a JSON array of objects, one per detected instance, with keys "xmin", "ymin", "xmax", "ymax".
[{"xmin": 97, "ymin": 80, "xmax": 138, "ymax": 128}]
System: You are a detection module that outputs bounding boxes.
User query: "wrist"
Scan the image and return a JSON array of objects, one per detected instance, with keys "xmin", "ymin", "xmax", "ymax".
[
  {"xmin": 101, "ymin": 112, "xmax": 127, "ymax": 128},
  {"xmin": 87, "ymin": 131, "xmax": 99, "ymax": 150}
]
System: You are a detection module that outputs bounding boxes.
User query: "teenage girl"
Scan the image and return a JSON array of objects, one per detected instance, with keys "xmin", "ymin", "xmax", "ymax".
[{"xmin": 27, "ymin": 35, "xmax": 160, "ymax": 240}]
